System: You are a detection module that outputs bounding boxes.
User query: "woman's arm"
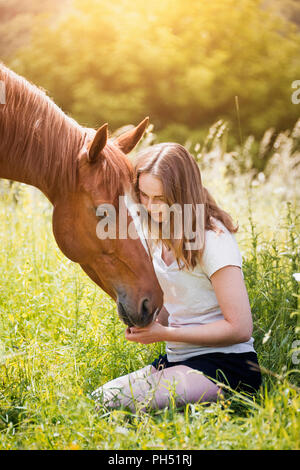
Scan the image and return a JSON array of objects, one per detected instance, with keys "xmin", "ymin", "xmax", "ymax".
[{"xmin": 125, "ymin": 266, "xmax": 253, "ymax": 346}]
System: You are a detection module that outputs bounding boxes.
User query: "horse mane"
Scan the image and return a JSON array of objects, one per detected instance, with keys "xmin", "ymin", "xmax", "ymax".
[{"xmin": 0, "ymin": 62, "xmax": 133, "ymax": 198}]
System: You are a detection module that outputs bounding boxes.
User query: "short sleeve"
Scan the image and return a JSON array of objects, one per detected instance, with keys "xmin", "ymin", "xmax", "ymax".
[{"xmin": 200, "ymin": 224, "xmax": 243, "ymax": 279}]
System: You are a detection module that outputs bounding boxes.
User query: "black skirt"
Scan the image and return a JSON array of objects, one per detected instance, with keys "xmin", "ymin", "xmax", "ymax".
[{"xmin": 151, "ymin": 351, "xmax": 262, "ymax": 396}]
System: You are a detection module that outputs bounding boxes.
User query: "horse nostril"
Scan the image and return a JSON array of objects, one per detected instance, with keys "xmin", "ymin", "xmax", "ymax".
[{"xmin": 140, "ymin": 297, "xmax": 150, "ymax": 319}]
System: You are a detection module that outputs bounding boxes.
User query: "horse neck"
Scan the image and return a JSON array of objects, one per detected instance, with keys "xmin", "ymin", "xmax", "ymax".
[{"xmin": 0, "ymin": 65, "xmax": 85, "ymax": 205}]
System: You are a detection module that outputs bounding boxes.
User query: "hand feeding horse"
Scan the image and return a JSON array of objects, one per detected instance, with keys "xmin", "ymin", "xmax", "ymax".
[{"xmin": 0, "ymin": 63, "xmax": 163, "ymax": 327}]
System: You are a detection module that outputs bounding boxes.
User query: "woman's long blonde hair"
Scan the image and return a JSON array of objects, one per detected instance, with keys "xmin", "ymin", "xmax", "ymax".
[{"xmin": 132, "ymin": 142, "xmax": 239, "ymax": 271}]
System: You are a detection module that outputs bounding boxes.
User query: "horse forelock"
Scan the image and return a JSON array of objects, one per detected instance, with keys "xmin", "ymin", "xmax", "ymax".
[{"xmin": 97, "ymin": 139, "xmax": 134, "ymax": 204}]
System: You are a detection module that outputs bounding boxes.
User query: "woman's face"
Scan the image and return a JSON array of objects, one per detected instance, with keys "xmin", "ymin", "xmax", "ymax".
[{"xmin": 138, "ymin": 173, "xmax": 168, "ymax": 223}]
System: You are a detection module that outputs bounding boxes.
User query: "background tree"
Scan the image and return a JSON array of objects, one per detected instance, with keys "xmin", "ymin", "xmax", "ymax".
[{"xmin": 2, "ymin": 0, "xmax": 300, "ymax": 150}]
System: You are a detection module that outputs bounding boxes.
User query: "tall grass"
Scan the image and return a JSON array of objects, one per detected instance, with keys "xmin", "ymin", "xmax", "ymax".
[{"xmin": 0, "ymin": 121, "xmax": 299, "ymax": 449}]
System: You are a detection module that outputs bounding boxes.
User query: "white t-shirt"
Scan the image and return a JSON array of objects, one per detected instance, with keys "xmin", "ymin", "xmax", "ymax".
[{"xmin": 151, "ymin": 217, "xmax": 256, "ymax": 362}]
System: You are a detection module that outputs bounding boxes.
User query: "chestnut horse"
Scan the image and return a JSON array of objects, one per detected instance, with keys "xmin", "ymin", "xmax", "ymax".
[{"xmin": 0, "ymin": 63, "xmax": 163, "ymax": 327}]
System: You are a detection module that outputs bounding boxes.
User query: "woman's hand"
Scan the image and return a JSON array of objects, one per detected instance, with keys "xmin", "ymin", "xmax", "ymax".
[{"xmin": 125, "ymin": 319, "xmax": 169, "ymax": 345}]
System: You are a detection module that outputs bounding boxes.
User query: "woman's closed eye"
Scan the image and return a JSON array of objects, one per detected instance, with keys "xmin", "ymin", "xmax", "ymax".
[{"xmin": 140, "ymin": 191, "xmax": 165, "ymax": 202}]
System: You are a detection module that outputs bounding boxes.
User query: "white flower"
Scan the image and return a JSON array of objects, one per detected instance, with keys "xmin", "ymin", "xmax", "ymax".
[
  {"xmin": 293, "ymin": 273, "xmax": 300, "ymax": 282},
  {"xmin": 262, "ymin": 329, "xmax": 272, "ymax": 344}
]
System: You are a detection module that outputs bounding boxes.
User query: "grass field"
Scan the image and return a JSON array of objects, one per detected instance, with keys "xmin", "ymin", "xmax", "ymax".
[{"xmin": 0, "ymin": 132, "xmax": 299, "ymax": 449}]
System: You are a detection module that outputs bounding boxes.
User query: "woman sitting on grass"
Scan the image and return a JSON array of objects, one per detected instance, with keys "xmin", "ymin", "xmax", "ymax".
[{"xmin": 92, "ymin": 142, "xmax": 262, "ymax": 412}]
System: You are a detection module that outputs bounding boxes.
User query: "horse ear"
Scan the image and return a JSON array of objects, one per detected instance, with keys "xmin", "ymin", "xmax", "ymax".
[
  {"xmin": 87, "ymin": 123, "xmax": 108, "ymax": 163},
  {"xmin": 115, "ymin": 117, "xmax": 149, "ymax": 154}
]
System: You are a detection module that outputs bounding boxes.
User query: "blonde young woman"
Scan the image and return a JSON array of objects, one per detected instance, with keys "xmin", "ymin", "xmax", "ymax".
[{"xmin": 92, "ymin": 143, "xmax": 262, "ymax": 412}]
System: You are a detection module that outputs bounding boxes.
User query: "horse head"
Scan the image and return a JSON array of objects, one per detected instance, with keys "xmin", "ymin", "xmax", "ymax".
[{"xmin": 52, "ymin": 117, "xmax": 164, "ymax": 328}]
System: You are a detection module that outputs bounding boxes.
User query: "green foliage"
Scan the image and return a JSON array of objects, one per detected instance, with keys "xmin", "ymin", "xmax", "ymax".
[
  {"xmin": 263, "ymin": 0, "xmax": 300, "ymax": 28},
  {"xmin": 0, "ymin": 0, "xmax": 67, "ymax": 59},
  {"xmin": 4, "ymin": 0, "xmax": 300, "ymax": 145}
]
